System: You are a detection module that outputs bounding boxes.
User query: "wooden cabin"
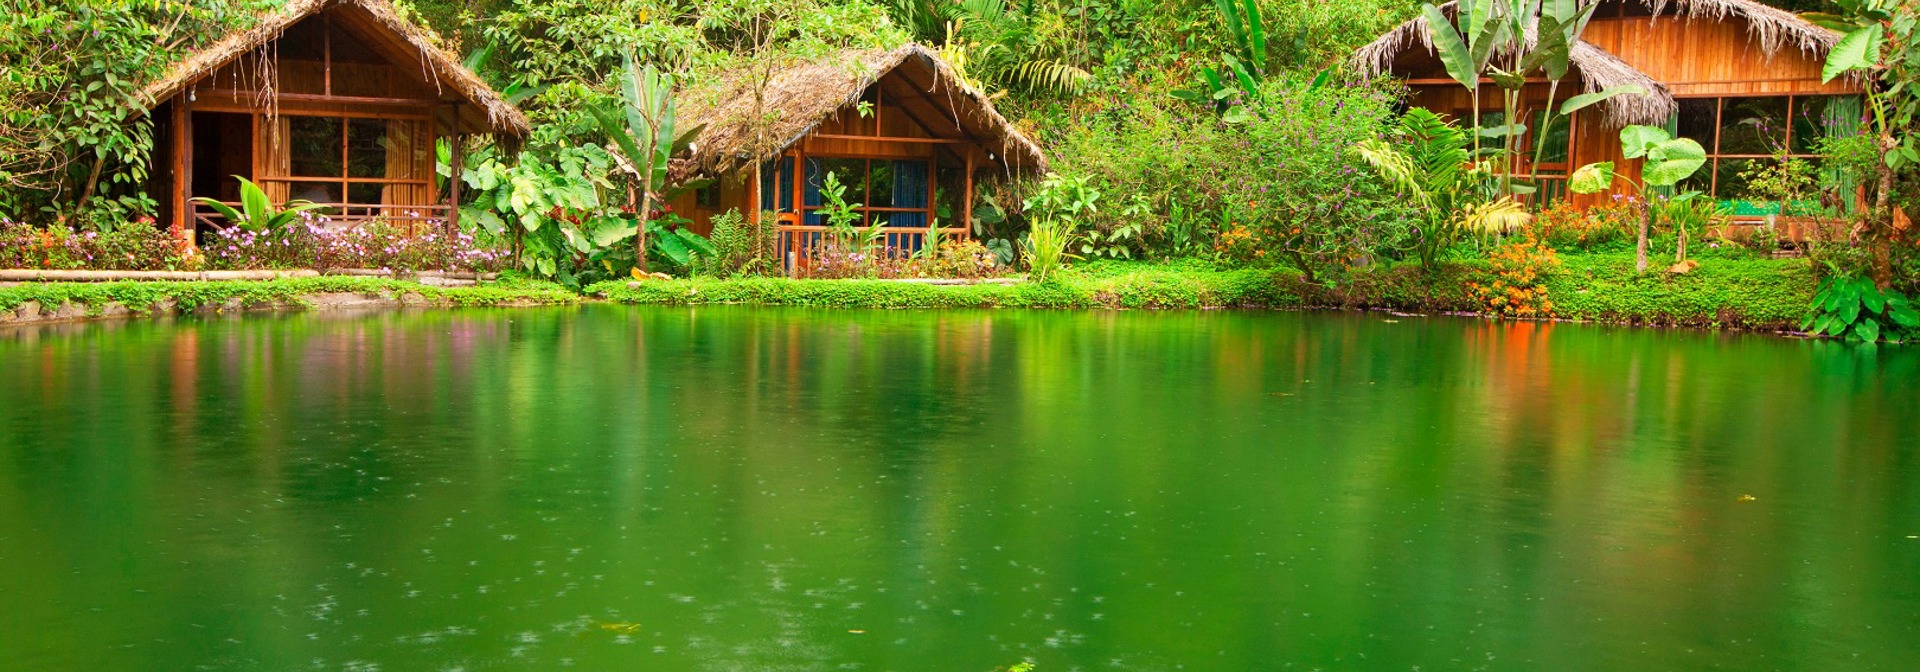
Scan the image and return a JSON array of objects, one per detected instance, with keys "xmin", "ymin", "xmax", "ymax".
[
  {"xmin": 669, "ymin": 45, "xmax": 1047, "ymax": 267},
  {"xmin": 138, "ymin": 0, "xmax": 529, "ymax": 247},
  {"xmin": 1355, "ymin": 0, "xmax": 1860, "ymax": 218}
]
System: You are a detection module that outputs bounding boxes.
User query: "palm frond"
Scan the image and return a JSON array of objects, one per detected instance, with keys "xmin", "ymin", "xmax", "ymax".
[{"xmin": 1007, "ymin": 58, "xmax": 1090, "ymax": 95}]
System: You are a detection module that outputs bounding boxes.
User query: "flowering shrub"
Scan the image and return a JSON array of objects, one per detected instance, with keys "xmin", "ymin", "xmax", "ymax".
[
  {"xmin": 0, "ymin": 218, "xmax": 88, "ymax": 269},
  {"xmin": 1, "ymin": 218, "xmax": 186, "ymax": 270},
  {"xmin": 196, "ymin": 216, "xmax": 508, "ymax": 273},
  {"xmin": 1533, "ymin": 200, "xmax": 1635, "ymax": 253},
  {"xmin": 912, "ymin": 239, "xmax": 1006, "ymax": 279},
  {"xmin": 310, "ymin": 220, "xmax": 508, "ymax": 273},
  {"xmin": 89, "ymin": 219, "xmax": 189, "ymax": 270},
  {"xmin": 199, "ymin": 224, "xmax": 314, "ymax": 270},
  {"xmin": 796, "ymin": 240, "xmax": 912, "ymax": 279},
  {"xmin": 1468, "ymin": 235, "xmax": 1561, "ymax": 318},
  {"xmin": 794, "ymin": 236, "xmax": 1009, "ymax": 280}
]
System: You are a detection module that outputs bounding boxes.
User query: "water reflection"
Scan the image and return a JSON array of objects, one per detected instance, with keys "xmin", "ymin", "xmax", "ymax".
[{"xmin": 2, "ymin": 306, "xmax": 1917, "ymax": 671}]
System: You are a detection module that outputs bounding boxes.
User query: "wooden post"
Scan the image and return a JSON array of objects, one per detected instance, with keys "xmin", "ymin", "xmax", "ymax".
[
  {"xmin": 961, "ymin": 149, "xmax": 975, "ymax": 240},
  {"xmin": 747, "ymin": 162, "xmax": 761, "ymax": 227},
  {"xmin": 322, "ymin": 13, "xmax": 333, "ymax": 97},
  {"xmin": 447, "ymin": 122, "xmax": 463, "ymax": 235},
  {"xmin": 170, "ymin": 94, "xmax": 193, "ymax": 252},
  {"xmin": 925, "ymin": 154, "xmax": 937, "ymax": 247}
]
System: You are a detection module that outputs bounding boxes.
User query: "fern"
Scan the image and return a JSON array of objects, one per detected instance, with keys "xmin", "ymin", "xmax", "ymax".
[{"xmin": 1008, "ymin": 58, "xmax": 1090, "ymax": 95}]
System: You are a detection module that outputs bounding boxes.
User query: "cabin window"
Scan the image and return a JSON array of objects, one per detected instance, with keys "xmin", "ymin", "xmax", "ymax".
[
  {"xmin": 259, "ymin": 114, "xmax": 435, "ymax": 215},
  {"xmin": 801, "ymin": 157, "xmax": 932, "ymax": 228},
  {"xmin": 1666, "ymin": 95, "xmax": 1861, "ymax": 216}
]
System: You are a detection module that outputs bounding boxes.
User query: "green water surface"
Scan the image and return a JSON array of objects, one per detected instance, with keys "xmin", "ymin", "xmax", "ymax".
[{"xmin": 2, "ymin": 305, "xmax": 1917, "ymax": 671}]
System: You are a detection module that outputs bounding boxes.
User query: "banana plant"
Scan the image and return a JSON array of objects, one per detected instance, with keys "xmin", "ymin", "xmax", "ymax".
[
  {"xmin": 1421, "ymin": 0, "xmax": 1508, "ymax": 157},
  {"xmin": 192, "ymin": 176, "xmax": 326, "ymax": 232},
  {"xmin": 1521, "ymin": 0, "xmax": 1600, "ymax": 181},
  {"xmin": 1568, "ymin": 125, "xmax": 1708, "ymax": 274},
  {"xmin": 1424, "ymin": 0, "xmax": 1618, "ymax": 197},
  {"xmin": 1171, "ymin": 0, "xmax": 1269, "ymax": 123},
  {"xmin": 590, "ymin": 52, "xmax": 707, "ymax": 273}
]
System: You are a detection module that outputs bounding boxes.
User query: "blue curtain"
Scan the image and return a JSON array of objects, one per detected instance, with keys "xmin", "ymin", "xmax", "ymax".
[
  {"xmin": 889, "ymin": 160, "xmax": 928, "ymax": 228},
  {"xmin": 758, "ymin": 158, "xmax": 794, "ymax": 214},
  {"xmin": 803, "ymin": 158, "xmax": 826, "ymax": 225}
]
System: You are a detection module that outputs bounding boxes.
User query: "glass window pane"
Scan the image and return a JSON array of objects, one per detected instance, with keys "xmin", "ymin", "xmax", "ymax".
[
  {"xmin": 348, "ymin": 182, "xmax": 384, "ymax": 205},
  {"xmin": 288, "ymin": 117, "xmax": 343, "ymax": 177},
  {"xmin": 1716, "ymin": 158, "xmax": 1760, "ymax": 202},
  {"xmin": 290, "ymin": 181, "xmax": 343, "ymax": 204},
  {"xmin": 348, "ymin": 119, "xmax": 388, "ymax": 178},
  {"xmin": 1718, "ymin": 97, "xmax": 1789, "ymax": 155},
  {"xmin": 802, "ymin": 157, "xmax": 865, "ymax": 225},
  {"xmin": 1679, "ymin": 159, "xmax": 1713, "ymax": 196},
  {"xmin": 1675, "ymin": 98, "xmax": 1717, "ymax": 151},
  {"xmin": 1531, "ymin": 110, "xmax": 1569, "ymax": 164},
  {"xmin": 867, "ymin": 160, "xmax": 895, "ymax": 208},
  {"xmin": 1792, "ymin": 96, "xmax": 1863, "ymax": 154},
  {"xmin": 935, "ymin": 167, "xmax": 965, "ymax": 224}
]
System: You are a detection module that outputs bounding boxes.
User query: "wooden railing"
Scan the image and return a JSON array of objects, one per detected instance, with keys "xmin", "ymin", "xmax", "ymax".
[
  {"xmin": 777, "ymin": 225, "xmax": 969, "ymax": 272},
  {"xmin": 192, "ymin": 202, "xmax": 451, "ymax": 234},
  {"xmin": 1525, "ymin": 173, "xmax": 1570, "ymax": 207}
]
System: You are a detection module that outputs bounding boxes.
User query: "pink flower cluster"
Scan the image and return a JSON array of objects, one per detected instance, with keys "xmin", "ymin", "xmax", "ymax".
[{"xmin": 202, "ymin": 214, "xmax": 507, "ymax": 273}]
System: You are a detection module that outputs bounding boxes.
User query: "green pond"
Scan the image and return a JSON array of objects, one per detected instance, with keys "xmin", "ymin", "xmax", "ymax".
[{"xmin": 3, "ymin": 305, "xmax": 1918, "ymax": 672}]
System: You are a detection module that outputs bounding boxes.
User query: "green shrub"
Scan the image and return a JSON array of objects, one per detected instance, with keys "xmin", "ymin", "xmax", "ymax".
[{"xmin": 1050, "ymin": 77, "xmax": 1412, "ymax": 275}]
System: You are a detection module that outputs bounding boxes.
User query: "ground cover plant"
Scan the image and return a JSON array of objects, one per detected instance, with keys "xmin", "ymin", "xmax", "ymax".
[{"xmin": 0, "ymin": 274, "xmax": 578, "ymax": 318}]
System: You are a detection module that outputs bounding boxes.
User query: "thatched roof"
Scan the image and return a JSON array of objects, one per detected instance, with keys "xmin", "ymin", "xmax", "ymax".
[
  {"xmin": 673, "ymin": 44, "xmax": 1047, "ymax": 181},
  {"xmin": 138, "ymin": 0, "xmax": 529, "ymax": 138},
  {"xmin": 1353, "ymin": 0, "xmax": 1845, "ymax": 126}
]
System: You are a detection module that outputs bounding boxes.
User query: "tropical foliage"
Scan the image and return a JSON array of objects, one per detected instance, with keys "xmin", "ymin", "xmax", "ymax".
[
  {"xmin": 1802, "ymin": 274, "xmax": 1920, "ymax": 342},
  {"xmin": 1568, "ymin": 125, "xmax": 1709, "ymax": 274}
]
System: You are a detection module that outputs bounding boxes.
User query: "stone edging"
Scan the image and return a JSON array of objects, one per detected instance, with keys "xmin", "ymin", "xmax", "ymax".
[
  {"xmin": 0, "ymin": 290, "xmax": 509, "ymax": 328},
  {"xmin": 0, "ymin": 268, "xmax": 497, "ymax": 287}
]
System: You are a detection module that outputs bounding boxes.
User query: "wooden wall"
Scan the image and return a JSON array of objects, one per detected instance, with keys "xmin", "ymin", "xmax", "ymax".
[{"xmin": 1581, "ymin": 14, "xmax": 1855, "ymax": 98}]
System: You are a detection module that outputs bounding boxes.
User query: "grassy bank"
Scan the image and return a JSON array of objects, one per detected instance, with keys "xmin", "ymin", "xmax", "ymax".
[
  {"xmin": 1, "ymin": 275, "xmax": 578, "ymax": 321},
  {"xmin": 592, "ymin": 254, "xmax": 1817, "ymax": 331}
]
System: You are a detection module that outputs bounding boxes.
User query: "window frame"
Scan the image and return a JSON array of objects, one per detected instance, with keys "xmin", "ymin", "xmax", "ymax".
[
  {"xmin": 262, "ymin": 111, "xmax": 435, "ymax": 207},
  {"xmin": 1672, "ymin": 93, "xmax": 1855, "ymax": 216}
]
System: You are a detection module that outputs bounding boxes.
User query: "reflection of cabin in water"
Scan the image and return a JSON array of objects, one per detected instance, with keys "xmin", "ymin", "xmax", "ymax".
[
  {"xmin": 670, "ymin": 45, "xmax": 1047, "ymax": 265},
  {"xmin": 1355, "ymin": 0, "xmax": 1862, "ymax": 218},
  {"xmin": 139, "ymin": 0, "xmax": 528, "ymax": 246}
]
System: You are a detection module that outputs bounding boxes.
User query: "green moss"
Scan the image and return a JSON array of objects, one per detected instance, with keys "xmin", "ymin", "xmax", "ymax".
[
  {"xmin": 592, "ymin": 253, "xmax": 1817, "ymax": 331},
  {"xmin": 0, "ymin": 276, "xmax": 579, "ymax": 316}
]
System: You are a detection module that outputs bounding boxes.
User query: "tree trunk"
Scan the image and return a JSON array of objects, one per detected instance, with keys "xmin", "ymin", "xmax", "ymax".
[
  {"xmin": 1871, "ymin": 132, "xmax": 1897, "ymax": 287},
  {"xmin": 632, "ymin": 182, "xmax": 650, "ymax": 274},
  {"xmin": 1636, "ymin": 202, "xmax": 1651, "ymax": 274}
]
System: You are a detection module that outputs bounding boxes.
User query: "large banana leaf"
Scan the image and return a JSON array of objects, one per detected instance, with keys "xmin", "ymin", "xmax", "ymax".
[
  {"xmin": 1822, "ymin": 27, "xmax": 1882, "ymax": 83},
  {"xmin": 1559, "ymin": 84, "xmax": 1646, "ymax": 115},
  {"xmin": 1567, "ymin": 161, "xmax": 1615, "ymax": 193},
  {"xmin": 1642, "ymin": 138, "xmax": 1706, "ymax": 187},
  {"xmin": 1422, "ymin": 4, "xmax": 1479, "ymax": 89}
]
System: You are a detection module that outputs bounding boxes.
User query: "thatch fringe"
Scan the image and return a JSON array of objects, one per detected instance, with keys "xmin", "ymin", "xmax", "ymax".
[
  {"xmin": 1352, "ymin": 0, "xmax": 1845, "ymax": 126},
  {"xmin": 1653, "ymin": 0, "xmax": 1840, "ymax": 56},
  {"xmin": 672, "ymin": 44, "xmax": 1047, "ymax": 182},
  {"xmin": 138, "ymin": 0, "xmax": 529, "ymax": 137}
]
